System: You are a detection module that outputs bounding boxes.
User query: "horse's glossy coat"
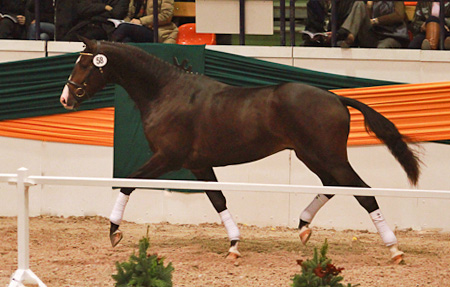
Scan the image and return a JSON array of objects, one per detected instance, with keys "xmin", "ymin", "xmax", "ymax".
[{"xmin": 61, "ymin": 38, "xmax": 420, "ymax": 259}]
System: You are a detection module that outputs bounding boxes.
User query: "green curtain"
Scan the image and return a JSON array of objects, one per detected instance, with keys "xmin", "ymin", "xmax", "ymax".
[
  {"xmin": 204, "ymin": 49, "xmax": 401, "ymax": 89},
  {"xmin": 0, "ymin": 53, "xmax": 116, "ymax": 121}
]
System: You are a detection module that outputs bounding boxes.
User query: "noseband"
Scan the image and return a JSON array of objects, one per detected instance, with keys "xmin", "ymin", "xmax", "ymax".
[{"xmin": 66, "ymin": 41, "xmax": 106, "ymax": 102}]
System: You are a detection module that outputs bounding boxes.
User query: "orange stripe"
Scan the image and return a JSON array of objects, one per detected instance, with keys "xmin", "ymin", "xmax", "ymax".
[
  {"xmin": 0, "ymin": 108, "xmax": 115, "ymax": 146},
  {"xmin": 331, "ymin": 82, "xmax": 450, "ymax": 145},
  {"xmin": 0, "ymin": 82, "xmax": 449, "ymax": 147}
]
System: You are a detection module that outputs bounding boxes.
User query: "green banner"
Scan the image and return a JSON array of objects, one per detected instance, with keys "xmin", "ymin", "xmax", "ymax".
[
  {"xmin": 0, "ymin": 53, "xmax": 116, "ymax": 120},
  {"xmin": 113, "ymin": 44, "xmax": 205, "ymax": 183},
  {"xmin": 204, "ymin": 49, "xmax": 401, "ymax": 89}
]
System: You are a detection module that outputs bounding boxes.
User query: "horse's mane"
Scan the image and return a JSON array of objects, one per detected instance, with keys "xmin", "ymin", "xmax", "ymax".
[{"xmin": 100, "ymin": 41, "xmax": 187, "ymax": 78}]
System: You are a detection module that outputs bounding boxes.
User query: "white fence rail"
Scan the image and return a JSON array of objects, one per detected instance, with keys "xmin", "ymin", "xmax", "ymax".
[{"xmin": 2, "ymin": 167, "xmax": 450, "ymax": 286}]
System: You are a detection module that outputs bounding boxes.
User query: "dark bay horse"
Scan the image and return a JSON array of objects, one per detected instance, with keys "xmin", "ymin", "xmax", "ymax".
[{"xmin": 60, "ymin": 37, "xmax": 420, "ymax": 263}]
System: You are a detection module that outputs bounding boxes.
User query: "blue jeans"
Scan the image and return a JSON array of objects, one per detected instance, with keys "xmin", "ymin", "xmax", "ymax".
[
  {"xmin": 111, "ymin": 23, "xmax": 154, "ymax": 43},
  {"xmin": 28, "ymin": 22, "xmax": 55, "ymax": 40}
]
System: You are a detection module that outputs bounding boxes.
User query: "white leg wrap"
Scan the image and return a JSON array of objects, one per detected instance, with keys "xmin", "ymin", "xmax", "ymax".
[
  {"xmin": 110, "ymin": 193, "xmax": 130, "ymax": 225},
  {"xmin": 370, "ymin": 209, "xmax": 397, "ymax": 247},
  {"xmin": 219, "ymin": 209, "xmax": 240, "ymax": 241},
  {"xmin": 300, "ymin": 194, "xmax": 329, "ymax": 223}
]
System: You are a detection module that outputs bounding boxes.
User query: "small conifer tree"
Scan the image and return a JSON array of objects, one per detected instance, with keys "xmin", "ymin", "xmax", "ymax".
[
  {"xmin": 292, "ymin": 239, "xmax": 359, "ymax": 287},
  {"xmin": 112, "ymin": 229, "xmax": 174, "ymax": 287}
]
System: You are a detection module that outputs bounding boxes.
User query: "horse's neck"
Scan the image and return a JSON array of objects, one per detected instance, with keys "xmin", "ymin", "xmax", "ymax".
[{"xmin": 108, "ymin": 48, "xmax": 179, "ymax": 106}]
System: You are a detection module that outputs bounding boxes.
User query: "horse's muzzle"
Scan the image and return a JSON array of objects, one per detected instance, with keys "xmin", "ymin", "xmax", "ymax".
[{"xmin": 60, "ymin": 85, "xmax": 78, "ymax": 110}]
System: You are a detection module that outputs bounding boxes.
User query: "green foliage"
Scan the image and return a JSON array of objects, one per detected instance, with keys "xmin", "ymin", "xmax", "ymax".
[
  {"xmin": 292, "ymin": 239, "xmax": 359, "ymax": 287},
  {"xmin": 112, "ymin": 231, "xmax": 174, "ymax": 287}
]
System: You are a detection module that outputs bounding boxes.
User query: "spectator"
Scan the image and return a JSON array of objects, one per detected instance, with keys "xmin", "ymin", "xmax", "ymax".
[
  {"xmin": 302, "ymin": 0, "xmax": 355, "ymax": 47},
  {"xmin": 54, "ymin": 0, "xmax": 77, "ymax": 41},
  {"xmin": 337, "ymin": 1, "xmax": 410, "ymax": 48},
  {"xmin": 408, "ymin": 1, "xmax": 450, "ymax": 50},
  {"xmin": 111, "ymin": 0, "xmax": 178, "ymax": 43},
  {"xmin": 64, "ymin": 0, "xmax": 129, "ymax": 41},
  {"xmin": 26, "ymin": 0, "xmax": 55, "ymax": 40},
  {"xmin": 0, "ymin": 0, "xmax": 27, "ymax": 39}
]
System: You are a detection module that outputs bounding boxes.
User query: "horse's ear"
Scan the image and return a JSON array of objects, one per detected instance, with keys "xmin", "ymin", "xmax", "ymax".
[{"xmin": 78, "ymin": 35, "xmax": 96, "ymax": 52}]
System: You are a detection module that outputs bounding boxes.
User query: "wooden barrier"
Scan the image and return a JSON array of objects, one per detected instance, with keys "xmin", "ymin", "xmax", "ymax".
[{"xmin": 174, "ymin": 1, "xmax": 196, "ymax": 18}]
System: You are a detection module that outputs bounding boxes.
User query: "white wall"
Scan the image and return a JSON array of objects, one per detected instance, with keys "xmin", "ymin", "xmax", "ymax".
[{"xmin": 1, "ymin": 41, "xmax": 449, "ymax": 233}]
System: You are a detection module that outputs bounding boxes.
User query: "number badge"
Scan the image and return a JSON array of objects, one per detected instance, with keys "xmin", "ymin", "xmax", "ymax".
[{"xmin": 93, "ymin": 54, "xmax": 108, "ymax": 68}]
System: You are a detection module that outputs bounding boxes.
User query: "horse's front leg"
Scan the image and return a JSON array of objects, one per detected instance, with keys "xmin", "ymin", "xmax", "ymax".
[
  {"xmin": 110, "ymin": 154, "xmax": 174, "ymax": 247},
  {"xmin": 192, "ymin": 168, "xmax": 241, "ymax": 260}
]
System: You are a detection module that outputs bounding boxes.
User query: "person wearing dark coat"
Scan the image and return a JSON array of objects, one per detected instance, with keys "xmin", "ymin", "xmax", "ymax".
[
  {"xmin": 302, "ymin": 0, "xmax": 356, "ymax": 47},
  {"xmin": 0, "ymin": 0, "xmax": 27, "ymax": 39},
  {"xmin": 26, "ymin": 0, "xmax": 55, "ymax": 40},
  {"xmin": 64, "ymin": 0, "xmax": 129, "ymax": 41},
  {"xmin": 54, "ymin": 0, "xmax": 77, "ymax": 40}
]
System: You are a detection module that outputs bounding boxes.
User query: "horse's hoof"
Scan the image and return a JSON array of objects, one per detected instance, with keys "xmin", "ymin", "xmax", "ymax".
[
  {"xmin": 391, "ymin": 253, "xmax": 404, "ymax": 264},
  {"xmin": 389, "ymin": 244, "xmax": 404, "ymax": 264},
  {"xmin": 299, "ymin": 226, "xmax": 312, "ymax": 245},
  {"xmin": 226, "ymin": 244, "xmax": 241, "ymax": 260},
  {"xmin": 110, "ymin": 229, "xmax": 123, "ymax": 247},
  {"xmin": 226, "ymin": 251, "xmax": 241, "ymax": 260}
]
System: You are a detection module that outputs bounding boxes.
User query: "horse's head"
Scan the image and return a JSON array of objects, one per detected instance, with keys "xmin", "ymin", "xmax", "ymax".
[{"xmin": 60, "ymin": 36, "xmax": 109, "ymax": 110}]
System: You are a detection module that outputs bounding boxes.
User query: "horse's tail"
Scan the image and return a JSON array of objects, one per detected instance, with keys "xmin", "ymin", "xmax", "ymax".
[{"xmin": 338, "ymin": 95, "xmax": 420, "ymax": 185}]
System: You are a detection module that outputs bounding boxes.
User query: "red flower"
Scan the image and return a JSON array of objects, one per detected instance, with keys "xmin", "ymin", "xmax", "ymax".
[
  {"xmin": 313, "ymin": 265, "xmax": 327, "ymax": 278},
  {"xmin": 326, "ymin": 263, "xmax": 344, "ymax": 276}
]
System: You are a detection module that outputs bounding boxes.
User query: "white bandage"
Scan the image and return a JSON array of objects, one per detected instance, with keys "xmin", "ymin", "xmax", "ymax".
[
  {"xmin": 110, "ymin": 192, "xmax": 130, "ymax": 225},
  {"xmin": 219, "ymin": 209, "xmax": 240, "ymax": 241},
  {"xmin": 370, "ymin": 209, "xmax": 397, "ymax": 247},
  {"xmin": 300, "ymin": 194, "xmax": 329, "ymax": 223}
]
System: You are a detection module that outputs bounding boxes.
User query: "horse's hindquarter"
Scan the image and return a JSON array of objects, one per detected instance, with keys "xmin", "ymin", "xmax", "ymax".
[{"xmin": 272, "ymin": 83, "xmax": 352, "ymax": 162}]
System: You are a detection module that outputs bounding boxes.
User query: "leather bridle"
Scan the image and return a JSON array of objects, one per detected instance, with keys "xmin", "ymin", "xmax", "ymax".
[{"xmin": 66, "ymin": 42, "xmax": 105, "ymax": 103}]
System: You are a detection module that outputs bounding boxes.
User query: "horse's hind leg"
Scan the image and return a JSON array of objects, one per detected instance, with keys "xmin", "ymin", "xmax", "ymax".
[
  {"xmin": 325, "ymin": 165, "xmax": 404, "ymax": 262},
  {"xmin": 295, "ymin": 148, "xmax": 403, "ymax": 262},
  {"xmin": 110, "ymin": 154, "xmax": 176, "ymax": 247},
  {"xmin": 192, "ymin": 168, "xmax": 241, "ymax": 259},
  {"xmin": 355, "ymin": 195, "xmax": 404, "ymax": 263},
  {"xmin": 298, "ymin": 174, "xmax": 336, "ymax": 244}
]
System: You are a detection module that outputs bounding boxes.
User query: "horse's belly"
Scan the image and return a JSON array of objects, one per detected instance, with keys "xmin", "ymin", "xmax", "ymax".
[{"xmin": 184, "ymin": 141, "xmax": 289, "ymax": 169}]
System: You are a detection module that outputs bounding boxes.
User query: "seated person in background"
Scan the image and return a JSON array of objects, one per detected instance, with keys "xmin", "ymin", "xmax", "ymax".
[
  {"xmin": 302, "ymin": 0, "xmax": 355, "ymax": 47},
  {"xmin": 64, "ymin": 0, "xmax": 129, "ymax": 41},
  {"xmin": 0, "ymin": 0, "xmax": 27, "ymax": 39},
  {"xmin": 26, "ymin": 0, "xmax": 55, "ymax": 40},
  {"xmin": 54, "ymin": 0, "xmax": 77, "ymax": 41},
  {"xmin": 408, "ymin": 1, "xmax": 450, "ymax": 50},
  {"xmin": 111, "ymin": 0, "xmax": 178, "ymax": 43},
  {"xmin": 337, "ymin": 1, "xmax": 409, "ymax": 48}
]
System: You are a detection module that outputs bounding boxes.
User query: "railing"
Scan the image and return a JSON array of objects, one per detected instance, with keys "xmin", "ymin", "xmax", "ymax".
[{"xmin": 2, "ymin": 167, "xmax": 450, "ymax": 286}]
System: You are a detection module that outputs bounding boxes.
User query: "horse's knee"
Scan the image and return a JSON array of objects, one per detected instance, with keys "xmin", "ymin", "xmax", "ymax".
[{"xmin": 354, "ymin": 195, "xmax": 379, "ymax": 213}]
